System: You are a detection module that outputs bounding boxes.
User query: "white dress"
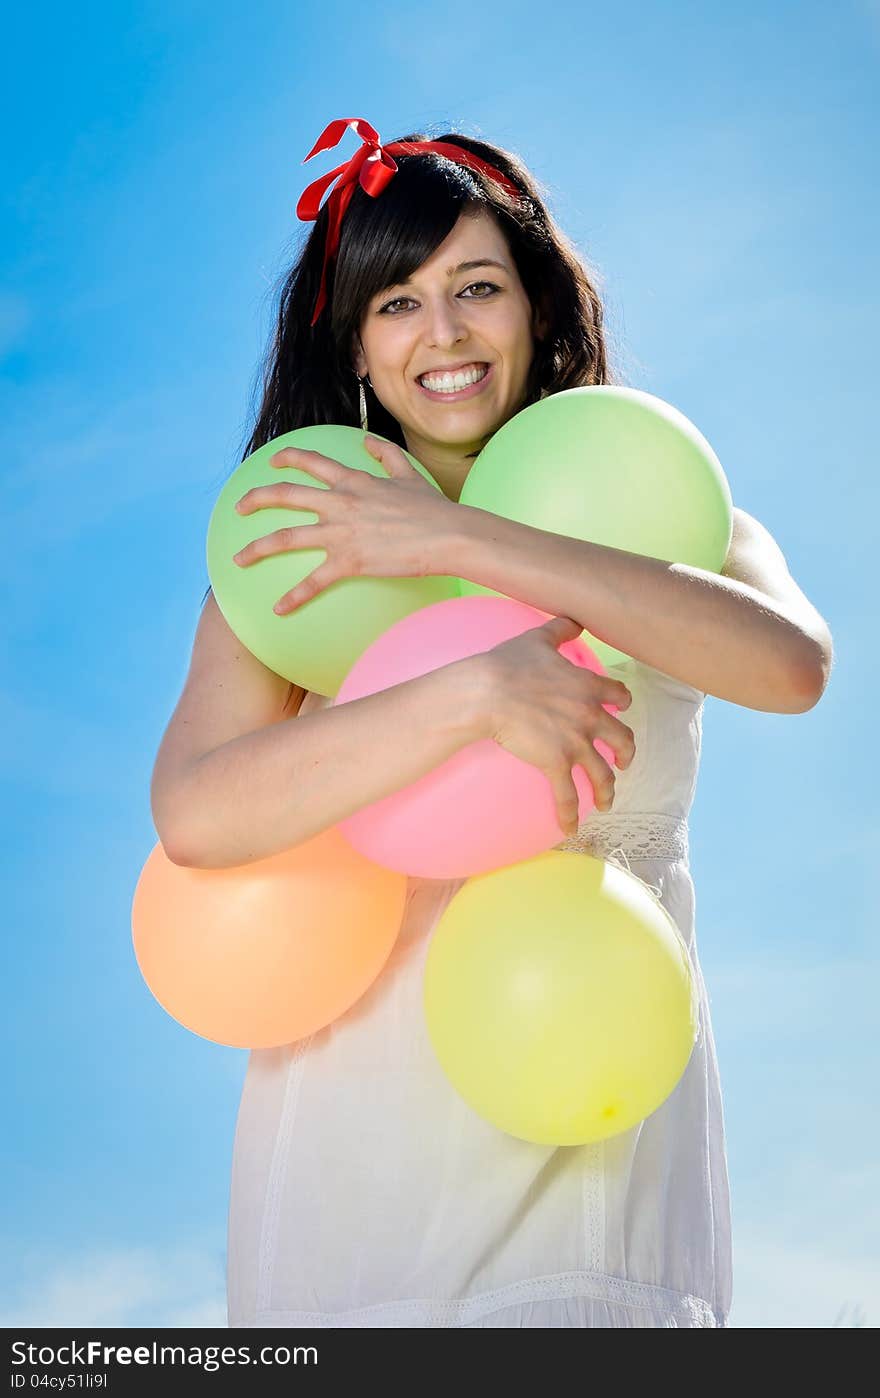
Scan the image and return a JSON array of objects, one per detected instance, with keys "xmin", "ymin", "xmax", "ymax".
[{"xmin": 226, "ymin": 656, "xmax": 733, "ymax": 1327}]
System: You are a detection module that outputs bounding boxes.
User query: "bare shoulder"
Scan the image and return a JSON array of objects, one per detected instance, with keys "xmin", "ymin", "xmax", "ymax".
[{"xmin": 722, "ymin": 507, "xmax": 832, "ymax": 647}]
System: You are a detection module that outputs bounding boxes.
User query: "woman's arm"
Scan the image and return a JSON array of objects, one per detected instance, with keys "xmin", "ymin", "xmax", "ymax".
[
  {"xmin": 439, "ymin": 504, "xmax": 833, "ymax": 713},
  {"xmin": 151, "ymin": 594, "xmax": 494, "ymax": 869}
]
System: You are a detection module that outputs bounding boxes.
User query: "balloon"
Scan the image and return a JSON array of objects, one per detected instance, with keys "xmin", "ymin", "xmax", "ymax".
[
  {"xmin": 458, "ymin": 386, "xmax": 733, "ymax": 669},
  {"xmin": 335, "ymin": 595, "xmax": 619, "ymax": 879},
  {"xmin": 206, "ymin": 425, "xmax": 459, "ymax": 696},
  {"xmin": 131, "ymin": 828, "xmax": 408, "ymax": 1049},
  {"xmin": 423, "ymin": 851, "xmax": 700, "ymax": 1145}
]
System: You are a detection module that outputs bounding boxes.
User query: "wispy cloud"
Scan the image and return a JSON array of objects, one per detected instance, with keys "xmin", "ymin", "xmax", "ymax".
[
  {"xmin": 0, "ymin": 1240, "xmax": 227, "ymax": 1329},
  {"xmin": 707, "ymin": 951, "xmax": 877, "ymax": 1041},
  {"xmin": 730, "ymin": 1226, "xmax": 877, "ymax": 1328}
]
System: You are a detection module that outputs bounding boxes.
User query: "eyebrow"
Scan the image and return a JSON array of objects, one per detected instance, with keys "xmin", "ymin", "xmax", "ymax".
[{"xmin": 395, "ymin": 258, "xmax": 511, "ymax": 286}]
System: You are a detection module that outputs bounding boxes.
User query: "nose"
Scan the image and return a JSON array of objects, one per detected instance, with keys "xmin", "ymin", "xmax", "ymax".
[{"xmin": 424, "ymin": 295, "xmax": 468, "ymax": 350}]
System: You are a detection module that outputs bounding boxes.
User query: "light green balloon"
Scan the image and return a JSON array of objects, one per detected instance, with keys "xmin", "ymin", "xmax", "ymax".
[
  {"xmin": 458, "ymin": 387, "xmax": 733, "ymax": 670},
  {"xmin": 206, "ymin": 425, "xmax": 459, "ymax": 696}
]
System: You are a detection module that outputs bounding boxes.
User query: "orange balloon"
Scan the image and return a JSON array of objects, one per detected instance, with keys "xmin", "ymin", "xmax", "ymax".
[{"xmin": 131, "ymin": 827, "xmax": 408, "ymax": 1049}]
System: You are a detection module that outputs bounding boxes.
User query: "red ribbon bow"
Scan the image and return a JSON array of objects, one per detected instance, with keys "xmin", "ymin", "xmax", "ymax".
[{"xmin": 296, "ymin": 117, "xmax": 521, "ymax": 326}]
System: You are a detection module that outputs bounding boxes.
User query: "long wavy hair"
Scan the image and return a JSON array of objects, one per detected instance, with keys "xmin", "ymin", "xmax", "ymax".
[{"xmin": 202, "ymin": 126, "xmax": 622, "ymax": 707}]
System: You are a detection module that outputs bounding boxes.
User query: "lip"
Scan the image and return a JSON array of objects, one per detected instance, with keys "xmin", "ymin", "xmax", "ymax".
[
  {"xmin": 415, "ymin": 363, "xmax": 493, "ymax": 402},
  {"xmin": 416, "ymin": 359, "xmax": 489, "ymax": 376}
]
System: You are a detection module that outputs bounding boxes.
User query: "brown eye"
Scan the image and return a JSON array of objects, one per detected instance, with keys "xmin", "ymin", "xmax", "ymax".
[
  {"xmin": 378, "ymin": 297, "xmax": 412, "ymax": 315},
  {"xmin": 378, "ymin": 282, "xmax": 500, "ymax": 315}
]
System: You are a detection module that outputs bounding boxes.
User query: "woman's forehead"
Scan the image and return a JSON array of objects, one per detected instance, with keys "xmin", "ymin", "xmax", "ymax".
[{"xmin": 389, "ymin": 212, "xmax": 511, "ymax": 285}]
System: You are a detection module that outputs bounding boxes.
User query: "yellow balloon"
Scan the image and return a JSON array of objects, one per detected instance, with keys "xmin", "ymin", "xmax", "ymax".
[{"xmin": 423, "ymin": 851, "xmax": 699, "ymax": 1145}]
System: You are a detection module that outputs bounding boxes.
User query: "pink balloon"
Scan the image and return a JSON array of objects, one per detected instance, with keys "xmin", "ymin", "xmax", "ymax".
[{"xmin": 335, "ymin": 596, "xmax": 618, "ymax": 879}]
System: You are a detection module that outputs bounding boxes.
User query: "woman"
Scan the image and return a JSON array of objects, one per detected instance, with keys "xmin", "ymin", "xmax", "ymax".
[{"xmin": 150, "ymin": 119, "xmax": 833, "ymax": 1327}]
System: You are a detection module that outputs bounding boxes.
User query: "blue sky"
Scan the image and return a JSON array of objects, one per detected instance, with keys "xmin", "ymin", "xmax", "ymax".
[{"xmin": 1, "ymin": 0, "xmax": 876, "ymax": 1329}]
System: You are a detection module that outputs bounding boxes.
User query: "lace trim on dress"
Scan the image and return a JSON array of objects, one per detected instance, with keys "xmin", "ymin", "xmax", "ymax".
[
  {"xmin": 556, "ymin": 812, "xmax": 689, "ymax": 865},
  {"xmin": 554, "ymin": 812, "xmax": 690, "ymax": 906}
]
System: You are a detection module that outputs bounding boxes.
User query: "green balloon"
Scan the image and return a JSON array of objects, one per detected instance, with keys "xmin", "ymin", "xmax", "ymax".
[
  {"xmin": 206, "ymin": 425, "xmax": 459, "ymax": 696},
  {"xmin": 458, "ymin": 387, "xmax": 733, "ymax": 669}
]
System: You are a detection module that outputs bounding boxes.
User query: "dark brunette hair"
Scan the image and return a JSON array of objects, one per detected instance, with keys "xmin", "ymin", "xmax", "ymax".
[{"xmin": 202, "ymin": 126, "xmax": 622, "ymax": 706}]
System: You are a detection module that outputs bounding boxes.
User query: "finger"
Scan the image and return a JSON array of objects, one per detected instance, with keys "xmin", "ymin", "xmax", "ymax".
[
  {"xmin": 362, "ymin": 433, "xmax": 420, "ymax": 477},
  {"xmin": 232, "ymin": 523, "xmax": 327, "ymax": 567},
  {"xmin": 541, "ymin": 615, "xmax": 583, "ymax": 642},
  {"xmin": 597, "ymin": 712, "xmax": 637, "ymax": 769},
  {"xmin": 546, "ymin": 767, "xmax": 581, "ymax": 838},
  {"xmin": 273, "ymin": 560, "xmax": 340, "ymax": 615},
  {"xmin": 269, "ymin": 446, "xmax": 347, "ymax": 483},
  {"xmin": 603, "ymin": 680, "xmax": 632, "ymax": 709},
  {"xmin": 609, "ymin": 682, "xmax": 632, "ymax": 710},
  {"xmin": 235, "ymin": 482, "xmax": 327, "ymax": 516},
  {"xmin": 575, "ymin": 744, "xmax": 616, "ymax": 812}
]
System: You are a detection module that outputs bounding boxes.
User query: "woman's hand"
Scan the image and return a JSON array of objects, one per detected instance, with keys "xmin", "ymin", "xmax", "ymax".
[
  {"xmin": 232, "ymin": 435, "xmax": 457, "ymax": 614},
  {"xmin": 480, "ymin": 614, "xmax": 636, "ymax": 836}
]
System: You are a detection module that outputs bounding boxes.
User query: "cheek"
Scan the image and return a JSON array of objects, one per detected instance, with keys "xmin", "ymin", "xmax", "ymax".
[
  {"xmin": 370, "ymin": 334, "xmax": 415, "ymax": 387},
  {"xmin": 502, "ymin": 308, "xmax": 537, "ymax": 363}
]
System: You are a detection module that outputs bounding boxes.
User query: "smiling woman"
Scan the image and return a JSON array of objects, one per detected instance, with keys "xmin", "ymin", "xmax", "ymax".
[
  {"xmin": 350, "ymin": 209, "xmax": 541, "ymax": 500},
  {"xmin": 198, "ymin": 121, "xmax": 612, "ymax": 662},
  {"xmin": 149, "ymin": 115, "xmax": 834, "ymax": 1332},
  {"xmin": 228, "ymin": 121, "xmax": 608, "ymax": 492}
]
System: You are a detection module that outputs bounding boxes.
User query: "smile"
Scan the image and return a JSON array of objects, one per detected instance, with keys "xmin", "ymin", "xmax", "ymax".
[{"xmin": 416, "ymin": 363, "xmax": 493, "ymax": 401}]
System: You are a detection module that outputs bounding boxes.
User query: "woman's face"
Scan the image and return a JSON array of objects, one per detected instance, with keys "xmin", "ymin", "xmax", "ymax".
[{"xmin": 353, "ymin": 207, "xmax": 545, "ymax": 463}]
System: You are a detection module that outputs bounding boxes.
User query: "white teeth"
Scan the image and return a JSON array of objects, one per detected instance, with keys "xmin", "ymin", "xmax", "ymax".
[{"xmin": 419, "ymin": 364, "xmax": 488, "ymax": 393}]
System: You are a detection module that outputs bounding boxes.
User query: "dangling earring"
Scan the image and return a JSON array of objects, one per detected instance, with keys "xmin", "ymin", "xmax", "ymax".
[{"xmin": 355, "ymin": 371, "xmax": 369, "ymax": 433}]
